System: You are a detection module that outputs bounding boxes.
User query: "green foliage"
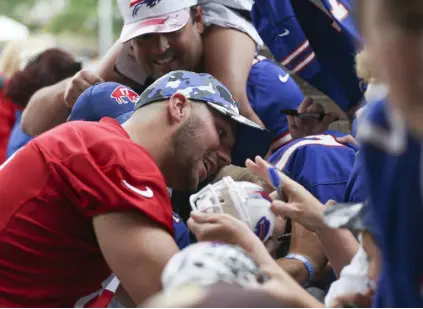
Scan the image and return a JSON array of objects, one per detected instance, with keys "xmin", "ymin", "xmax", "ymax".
[
  {"xmin": 46, "ymin": 0, "xmax": 122, "ymax": 38},
  {"xmin": 1, "ymin": 0, "xmax": 122, "ymax": 39},
  {"xmin": 0, "ymin": 0, "xmax": 37, "ymax": 22}
]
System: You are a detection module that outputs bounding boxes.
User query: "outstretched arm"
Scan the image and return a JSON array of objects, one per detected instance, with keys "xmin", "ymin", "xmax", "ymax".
[
  {"xmin": 247, "ymin": 156, "xmax": 359, "ymax": 276},
  {"xmin": 203, "ymin": 26, "xmax": 265, "ymax": 127}
]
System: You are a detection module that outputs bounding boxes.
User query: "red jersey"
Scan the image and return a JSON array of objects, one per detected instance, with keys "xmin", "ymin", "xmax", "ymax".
[
  {"xmin": 0, "ymin": 118, "xmax": 173, "ymax": 307},
  {"xmin": 0, "ymin": 77, "xmax": 17, "ymax": 164}
]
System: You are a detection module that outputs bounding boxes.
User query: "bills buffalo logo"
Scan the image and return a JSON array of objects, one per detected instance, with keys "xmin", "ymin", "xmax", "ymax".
[
  {"xmin": 254, "ymin": 216, "xmax": 271, "ymax": 241},
  {"xmin": 130, "ymin": 0, "xmax": 162, "ymax": 17},
  {"xmin": 110, "ymin": 86, "xmax": 139, "ymax": 104}
]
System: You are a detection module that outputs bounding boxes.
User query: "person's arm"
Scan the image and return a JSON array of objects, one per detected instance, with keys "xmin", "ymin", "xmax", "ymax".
[
  {"xmin": 203, "ymin": 26, "xmax": 265, "ymax": 127},
  {"xmin": 93, "ymin": 211, "xmax": 179, "ymax": 306},
  {"xmin": 246, "ymin": 157, "xmax": 359, "ymax": 276},
  {"xmin": 276, "ymin": 259, "xmax": 309, "ymax": 283},
  {"xmin": 21, "ymin": 41, "xmax": 123, "ymax": 136},
  {"xmin": 315, "ymin": 226, "xmax": 359, "ymax": 278},
  {"xmin": 21, "ymin": 78, "xmax": 72, "ymax": 136},
  {"xmin": 188, "ymin": 211, "xmax": 323, "ymax": 307}
]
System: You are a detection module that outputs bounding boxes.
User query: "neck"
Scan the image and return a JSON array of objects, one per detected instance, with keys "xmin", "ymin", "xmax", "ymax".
[{"xmin": 121, "ymin": 118, "xmax": 172, "ymax": 173}]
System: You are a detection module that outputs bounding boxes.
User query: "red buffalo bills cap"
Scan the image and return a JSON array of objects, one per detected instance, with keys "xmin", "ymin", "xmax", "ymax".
[
  {"xmin": 68, "ymin": 82, "xmax": 138, "ymax": 124},
  {"xmin": 118, "ymin": 0, "xmax": 198, "ymax": 43}
]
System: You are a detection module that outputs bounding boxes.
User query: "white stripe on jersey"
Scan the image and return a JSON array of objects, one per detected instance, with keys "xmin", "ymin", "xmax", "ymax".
[{"xmin": 275, "ymin": 135, "xmax": 344, "ymax": 171}]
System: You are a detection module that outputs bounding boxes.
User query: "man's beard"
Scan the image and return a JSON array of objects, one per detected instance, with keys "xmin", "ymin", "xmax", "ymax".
[{"xmin": 169, "ymin": 114, "xmax": 205, "ymax": 191}]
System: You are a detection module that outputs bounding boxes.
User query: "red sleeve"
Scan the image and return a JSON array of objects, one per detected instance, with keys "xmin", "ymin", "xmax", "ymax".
[
  {"xmin": 55, "ymin": 138, "xmax": 174, "ymax": 235},
  {"xmin": 0, "ymin": 90, "xmax": 16, "ymax": 164}
]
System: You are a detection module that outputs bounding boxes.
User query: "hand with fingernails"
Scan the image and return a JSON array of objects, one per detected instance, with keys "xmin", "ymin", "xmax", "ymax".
[
  {"xmin": 246, "ymin": 156, "xmax": 330, "ymax": 233},
  {"xmin": 287, "ymin": 97, "xmax": 339, "ymax": 139}
]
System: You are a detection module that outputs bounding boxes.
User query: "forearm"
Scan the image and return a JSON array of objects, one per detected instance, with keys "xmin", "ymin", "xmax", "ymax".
[
  {"xmin": 22, "ymin": 78, "xmax": 71, "ymax": 136},
  {"xmin": 244, "ymin": 233, "xmax": 280, "ymax": 269},
  {"xmin": 203, "ymin": 26, "xmax": 265, "ymax": 127},
  {"xmin": 276, "ymin": 258, "xmax": 309, "ymax": 284},
  {"xmin": 316, "ymin": 227, "xmax": 359, "ymax": 277}
]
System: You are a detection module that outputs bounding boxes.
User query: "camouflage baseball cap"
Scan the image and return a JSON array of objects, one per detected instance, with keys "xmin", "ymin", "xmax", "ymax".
[{"xmin": 135, "ymin": 70, "xmax": 272, "ymax": 166}]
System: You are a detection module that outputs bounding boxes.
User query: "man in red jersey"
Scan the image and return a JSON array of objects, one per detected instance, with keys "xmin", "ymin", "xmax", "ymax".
[{"xmin": 0, "ymin": 70, "xmax": 270, "ymax": 307}]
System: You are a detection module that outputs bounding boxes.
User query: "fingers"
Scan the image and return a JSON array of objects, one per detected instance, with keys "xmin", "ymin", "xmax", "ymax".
[
  {"xmin": 186, "ymin": 217, "xmax": 195, "ymax": 231},
  {"xmin": 187, "ymin": 213, "xmax": 218, "ymax": 241},
  {"xmin": 189, "ymin": 210, "xmax": 219, "ymax": 224},
  {"xmin": 246, "ymin": 157, "xmax": 271, "ymax": 183},
  {"xmin": 286, "ymin": 115, "xmax": 297, "ymax": 131},
  {"xmin": 269, "ymin": 190, "xmax": 279, "ymax": 201},
  {"xmin": 64, "ymin": 70, "xmax": 104, "ymax": 107},
  {"xmin": 298, "ymin": 97, "xmax": 314, "ymax": 113},
  {"xmin": 246, "ymin": 158, "xmax": 259, "ymax": 173},
  {"xmin": 335, "ymin": 134, "xmax": 359, "ymax": 147},
  {"xmin": 270, "ymin": 200, "xmax": 297, "ymax": 218},
  {"xmin": 80, "ymin": 70, "xmax": 104, "ymax": 85},
  {"xmin": 306, "ymin": 101, "xmax": 324, "ymax": 114},
  {"xmin": 318, "ymin": 112, "xmax": 339, "ymax": 130},
  {"xmin": 325, "ymin": 200, "xmax": 337, "ymax": 207},
  {"xmin": 246, "ymin": 156, "xmax": 299, "ymax": 196}
]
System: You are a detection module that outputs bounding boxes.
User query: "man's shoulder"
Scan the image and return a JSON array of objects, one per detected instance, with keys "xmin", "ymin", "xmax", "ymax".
[
  {"xmin": 249, "ymin": 57, "xmax": 302, "ymax": 94},
  {"xmin": 250, "ymin": 57, "xmax": 286, "ymax": 79},
  {"xmin": 37, "ymin": 119, "xmax": 160, "ymax": 180},
  {"xmin": 361, "ymin": 99, "xmax": 388, "ymax": 128},
  {"xmin": 36, "ymin": 119, "xmax": 134, "ymax": 159},
  {"xmin": 358, "ymin": 99, "xmax": 409, "ymax": 154},
  {"xmin": 47, "ymin": 118, "xmax": 127, "ymax": 139}
]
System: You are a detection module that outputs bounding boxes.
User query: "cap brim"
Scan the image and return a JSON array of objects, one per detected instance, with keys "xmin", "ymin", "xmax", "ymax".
[
  {"xmin": 323, "ymin": 203, "xmax": 366, "ymax": 231},
  {"xmin": 206, "ymin": 102, "xmax": 272, "ymax": 166},
  {"xmin": 120, "ymin": 9, "xmax": 190, "ymax": 43},
  {"xmin": 115, "ymin": 111, "xmax": 134, "ymax": 124}
]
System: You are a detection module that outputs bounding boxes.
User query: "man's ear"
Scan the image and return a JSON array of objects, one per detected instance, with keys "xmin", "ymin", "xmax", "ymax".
[{"xmin": 168, "ymin": 93, "xmax": 191, "ymax": 123}]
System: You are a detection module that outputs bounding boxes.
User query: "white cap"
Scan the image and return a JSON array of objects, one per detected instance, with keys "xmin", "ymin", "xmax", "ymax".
[{"xmin": 118, "ymin": 0, "xmax": 198, "ymax": 43}]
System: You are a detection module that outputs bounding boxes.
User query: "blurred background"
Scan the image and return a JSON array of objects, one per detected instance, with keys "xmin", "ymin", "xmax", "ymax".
[
  {"xmin": 0, "ymin": 0, "xmax": 348, "ymax": 130},
  {"xmin": 0, "ymin": 0, "xmax": 121, "ymax": 68}
]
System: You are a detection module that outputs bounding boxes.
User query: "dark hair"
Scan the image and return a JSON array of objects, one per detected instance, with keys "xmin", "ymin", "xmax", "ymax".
[{"xmin": 5, "ymin": 48, "xmax": 81, "ymax": 108}]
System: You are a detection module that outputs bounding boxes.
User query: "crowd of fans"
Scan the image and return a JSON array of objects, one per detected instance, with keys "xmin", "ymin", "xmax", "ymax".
[{"xmin": 0, "ymin": 0, "xmax": 422, "ymax": 307}]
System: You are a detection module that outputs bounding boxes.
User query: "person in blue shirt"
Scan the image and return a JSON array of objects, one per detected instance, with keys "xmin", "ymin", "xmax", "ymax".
[
  {"xmin": 268, "ymin": 132, "xmax": 359, "ymax": 204},
  {"xmin": 355, "ymin": 0, "xmax": 423, "ymax": 305},
  {"xmin": 247, "ymin": 55, "xmax": 304, "ymax": 151},
  {"xmin": 359, "ymin": 99, "xmax": 423, "ymax": 307},
  {"xmin": 252, "ymin": 0, "xmax": 363, "ymax": 116}
]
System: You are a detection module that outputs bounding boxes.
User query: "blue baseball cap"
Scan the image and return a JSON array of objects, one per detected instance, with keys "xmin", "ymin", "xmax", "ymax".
[
  {"xmin": 135, "ymin": 70, "xmax": 272, "ymax": 166},
  {"xmin": 69, "ymin": 71, "xmax": 272, "ymax": 166},
  {"xmin": 68, "ymin": 82, "xmax": 138, "ymax": 124}
]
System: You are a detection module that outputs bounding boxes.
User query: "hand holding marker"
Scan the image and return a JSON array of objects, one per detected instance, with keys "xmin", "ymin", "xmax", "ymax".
[{"xmin": 268, "ymin": 167, "xmax": 291, "ymax": 241}]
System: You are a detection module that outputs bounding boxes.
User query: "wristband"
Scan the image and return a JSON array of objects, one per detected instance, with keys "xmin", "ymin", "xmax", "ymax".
[{"xmin": 284, "ymin": 253, "xmax": 315, "ymax": 283}]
